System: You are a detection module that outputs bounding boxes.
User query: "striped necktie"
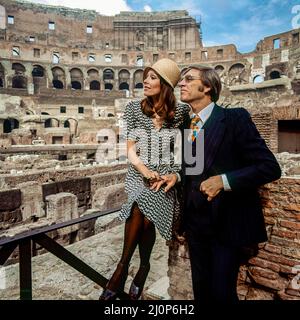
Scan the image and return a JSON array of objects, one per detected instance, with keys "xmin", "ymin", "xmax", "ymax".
[{"xmin": 189, "ymin": 115, "xmax": 201, "ymax": 142}]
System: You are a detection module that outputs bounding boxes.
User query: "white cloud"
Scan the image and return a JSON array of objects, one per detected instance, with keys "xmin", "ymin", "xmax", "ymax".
[
  {"xmin": 144, "ymin": 5, "xmax": 152, "ymax": 12},
  {"xmin": 24, "ymin": 0, "xmax": 132, "ymax": 15}
]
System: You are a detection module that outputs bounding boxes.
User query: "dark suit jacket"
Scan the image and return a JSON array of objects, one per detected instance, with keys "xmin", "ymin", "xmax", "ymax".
[{"xmin": 181, "ymin": 104, "xmax": 281, "ymax": 247}]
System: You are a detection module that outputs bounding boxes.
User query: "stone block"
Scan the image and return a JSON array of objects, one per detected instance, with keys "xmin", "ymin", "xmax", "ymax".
[
  {"xmin": 92, "ymin": 183, "xmax": 125, "ymax": 211},
  {"xmin": 17, "ymin": 181, "xmax": 45, "ymax": 220},
  {"xmin": 45, "ymin": 192, "xmax": 79, "ymax": 235},
  {"xmin": 0, "ymin": 189, "xmax": 21, "ymax": 211}
]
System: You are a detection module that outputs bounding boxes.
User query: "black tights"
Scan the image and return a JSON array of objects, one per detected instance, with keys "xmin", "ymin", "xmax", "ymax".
[{"xmin": 106, "ymin": 202, "xmax": 156, "ymax": 291}]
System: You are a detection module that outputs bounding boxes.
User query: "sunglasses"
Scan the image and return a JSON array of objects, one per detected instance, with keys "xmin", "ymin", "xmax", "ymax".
[{"xmin": 179, "ymin": 75, "xmax": 202, "ymax": 83}]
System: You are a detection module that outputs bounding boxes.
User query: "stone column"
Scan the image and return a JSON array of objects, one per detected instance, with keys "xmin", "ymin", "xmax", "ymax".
[{"xmin": 64, "ymin": 67, "xmax": 71, "ymax": 90}]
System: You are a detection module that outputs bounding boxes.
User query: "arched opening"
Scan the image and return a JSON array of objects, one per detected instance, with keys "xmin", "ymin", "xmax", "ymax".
[
  {"xmin": 107, "ymin": 113, "xmax": 114, "ymax": 117},
  {"xmin": 52, "ymin": 67, "xmax": 65, "ymax": 89},
  {"xmin": 135, "ymin": 83, "xmax": 143, "ymax": 89},
  {"xmin": 118, "ymin": 69, "xmax": 130, "ymax": 91},
  {"xmin": 70, "ymin": 68, "xmax": 83, "ymax": 90},
  {"xmin": 64, "ymin": 120, "xmax": 70, "ymax": 128},
  {"xmin": 228, "ymin": 63, "xmax": 247, "ymax": 85},
  {"xmin": 12, "ymin": 63, "xmax": 25, "ymax": 73},
  {"xmin": 12, "ymin": 63, "xmax": 27, "ymax": 89},
  {"xmin": 52, "ymin": 80, "xmax": 64, "ymax": 89},
  {"xmin": 32, "ymin": 65, "xmax": 46, "ymax": 93},
  {"xmin": 71, "ymin": 81, "xmax": 81, "ymax": 90},
  {"xmin": 87, "ymin": 69, "xmax": 99, "ymax": 77},
  {"xmin": 45, "ymin": 119, "xmax": 52, "ymax": 128},
  {"xmin": 134, "ymin": 69, "xmax": 143, "ymax": 89},
  {"xmin": 3, "ymin": 118, "xmax": 19, "ymax": 133},
  {"xmin": 0, "ymin": 63, "xmax": 4, "ymax": 88},
  {"xmin": 136, "ymin": 55, "xmax": 144, "ymax": 67},
  {"xmin": 41, "ymin": 112, "xmax": 50, "ymax": 115},
  {"xmin": 90, "ymin": 80, "xmax": 100, "ymax": 90},
  {"xmin": 253, "ymin": 75, "xmax": 264, "ymax": 83},
  {"xmin": 32, "ymin": 66, "xmax": 44, "ymax": 77},
  {"xmin": 103, "ymin": 69, "xmax": 114, "ymax": 80},
  {"xmin": 105, "ymin": 83, "xmax": 113, "ymax": 91},
  {"xmin": 215, "ymin": 65, "xmax": 224, "ymax": 74},
  {"xmin": 270, "ymin": 70, "xmax": 281, "ymax": 79},
  {"xmin": 12, "ymin": 76, "xmax": 27, "ymax": 89},
  {"xmin": 119, "ymin": 82, "xmax": 129, "ymax": 90}
]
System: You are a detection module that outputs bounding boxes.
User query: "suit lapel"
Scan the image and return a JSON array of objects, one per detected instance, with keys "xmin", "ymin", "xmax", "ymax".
[{"xmin": 201, "ymin": 104, "xmax": 226, "ymax": 173}]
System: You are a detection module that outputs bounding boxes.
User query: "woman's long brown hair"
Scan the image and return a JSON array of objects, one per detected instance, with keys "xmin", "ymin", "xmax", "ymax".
[{"xmin": 141, "ymin": 70, "xmax": 176, "ymax": 123}]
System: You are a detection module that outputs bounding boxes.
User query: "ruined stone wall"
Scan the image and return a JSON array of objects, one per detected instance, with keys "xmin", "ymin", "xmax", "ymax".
[
  {"xmin": 0, "ymin": 162, "xmax": 127, "ymax": 189},
  {"xmin": 168, "ymin": 177, "xmax": 300, "ymax": 300},
  {"xmin": 0, "ymin": 1, "xmax": 299, "ymax": 150},
  {"xmin": 218, "ymin": 78, "xmax": 300, "ymax": 153},
  {"xmin": 0, "ymin": 1, "xmax": 201, "ymax": 50},
  {"xmin": 0, "ymin": 166, "xmax": 128, "ymax": 265}
]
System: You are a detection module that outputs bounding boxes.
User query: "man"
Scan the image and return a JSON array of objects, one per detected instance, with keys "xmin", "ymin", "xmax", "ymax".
[{"xmin": 157, "ymin": 66, "xmax": 281, "ymax": 302}]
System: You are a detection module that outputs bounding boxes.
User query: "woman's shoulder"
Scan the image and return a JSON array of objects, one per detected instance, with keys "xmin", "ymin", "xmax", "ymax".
[
  {"xmin": 124, "ymin": 99, "xmax": 142, "ymax": 115},
  {"xmin": 172, "ymin": 102, "xmax": 191, "ymax": 127},
  {"xmin": 125, "ymin": 99, "xmax": 142, "ymax": 109},
  {"xmin": 176, "ymin": 102, "xmax": 191, "ymax": 114}
]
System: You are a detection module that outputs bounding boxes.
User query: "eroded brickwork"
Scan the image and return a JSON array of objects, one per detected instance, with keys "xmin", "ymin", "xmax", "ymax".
[{"xmin": 168, "ymin": 178, "xmax": 300, "ymax": 300}]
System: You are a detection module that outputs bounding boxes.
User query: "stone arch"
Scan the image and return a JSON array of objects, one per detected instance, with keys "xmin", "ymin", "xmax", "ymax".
[
  {"xmin": 253, "ymin": 75, "xmax": 264, "ymax": 83},
  {"xmin": 119, "ymin": 69, "xmax": 130, "ymax": 81},
  {"xmin": 214, "ymin": 65, "xmax": 225, "ymax": 74},
  {"xmin": 64, "ymin": 120, "xmax": 70, "ymax": 128},
  {"xmin": 32, "ymin": 65, "xmax": 46, "ymax": 93},
  {"xmin": 70, "ymin": 68, "xmax": 83, "ymax": 90},
  {"xmin": 270, "ymin": 70, "xmax": 281, "ymax": 79},
  {"xmin": 71, "ymin": 81, "xmax": 81, "ymax": 90},
  {"xmin": 12, "ymin": 63, "xmax": 27, "ymax": 89},
  {"xmin": 134, "ymin": 69, "xmax": 143, "ymax": 88},
  {"xmin": 12, "ymin": 75, "xmax": 27, "ymax": 89},
  {"xmin": 0, "ymin": 63, "xmax": 4, "ymax": 88},
  {"xmin": 105, "ymin": 83, "xmax": 113, "ymax": 91},
  {"xmin": 65, "ymin": 118, "xmax": 78, "ymax": 137},
  {"xmin": 90, "ymin": 80, "xmax": 100, "ymax": 90},
  {"xmin": 119, "ymin": 82, "xmax": 129, "ymax": 90},
  {"xmin": 119, "ymin": 69, "xmax": 130, "ymax": 91},
  {"xmin": 103, "ymin": 68, "xmax": 114, "ymax": 80},
  {"xmin": 32, "ymin": 65, "xmax": 45, "ymax": 77},
  {"xmin": 228, "ymin": 63, "xmax": 247, "ymax": 85},
  {"xmin": 52, "ymin": 80, "xmax": 63, "ymax": 89},
  {"xmin": 3, "ymin": 118, "xmax": 19, "ymax": 133},
  {"xmin": 87, "ymin": 68, "xmax": 99, "ymax": 77},
  {"xmin": 52, "ymin": 67, "xmax": 65, "ymax": 89},
  {"xmin": 44, "ymin": 118, "xmax": 59, "ymax": 128},
  {"xmin": 12, "ymin": 63, "xmax": 26, "ymax": 73}
]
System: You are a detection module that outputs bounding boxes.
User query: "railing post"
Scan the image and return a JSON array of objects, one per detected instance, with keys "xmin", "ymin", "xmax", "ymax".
[{"xmin": 19, "ymin": 239, "xmax": 32, "ymax": 300}]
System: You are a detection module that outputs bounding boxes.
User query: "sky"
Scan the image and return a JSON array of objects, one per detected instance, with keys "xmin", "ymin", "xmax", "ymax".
[{"xmin": 24, "ymin": 0, "xmax": 300, "ymax": 53}]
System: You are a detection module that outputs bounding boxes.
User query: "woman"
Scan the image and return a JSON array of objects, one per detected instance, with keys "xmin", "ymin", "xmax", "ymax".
[{"xmin": 100, "ymin": 58, "xmax": 190, "ymax": 300}]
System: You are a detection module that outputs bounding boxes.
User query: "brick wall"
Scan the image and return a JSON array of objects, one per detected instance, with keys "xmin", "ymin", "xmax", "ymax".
[{"xmin": 168, "ymin": 177, "xmax": 300, "ymax": 300}]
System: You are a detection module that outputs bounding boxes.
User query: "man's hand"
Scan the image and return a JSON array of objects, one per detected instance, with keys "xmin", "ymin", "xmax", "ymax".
[
  {"xmin": 149, "ymin": 173, "xmax": 177, "ymax": 192},
  {"xmin": 200, "ymin": 175, "xmax": 224, "ymax": 201}
]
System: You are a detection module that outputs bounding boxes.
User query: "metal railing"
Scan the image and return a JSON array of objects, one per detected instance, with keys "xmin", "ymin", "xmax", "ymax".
[{"xmin": 0, "ymin": 208, "xmax": 130, "ymax": 300}]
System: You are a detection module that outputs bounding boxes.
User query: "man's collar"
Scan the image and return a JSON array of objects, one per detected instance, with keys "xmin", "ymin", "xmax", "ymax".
[{"xmin": 191, "ymin": 102, "xmax": 215, "ymax": 124}]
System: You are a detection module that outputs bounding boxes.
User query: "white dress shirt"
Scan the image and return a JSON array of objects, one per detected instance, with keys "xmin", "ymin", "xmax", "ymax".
[{"xmin": 177, "ymin": 102, "xmax": 231, "ymax": 191}]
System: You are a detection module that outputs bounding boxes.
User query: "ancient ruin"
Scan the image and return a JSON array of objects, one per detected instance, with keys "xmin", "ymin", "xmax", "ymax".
[{"xmin": 0, "ymin": 0, "xmax": 299, "ymax": 300}]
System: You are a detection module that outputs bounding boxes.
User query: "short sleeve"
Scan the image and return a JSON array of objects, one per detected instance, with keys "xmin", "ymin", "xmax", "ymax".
[{"xmin": 122, "ymin": 101, "xmax": 138, "ymax": 141}]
